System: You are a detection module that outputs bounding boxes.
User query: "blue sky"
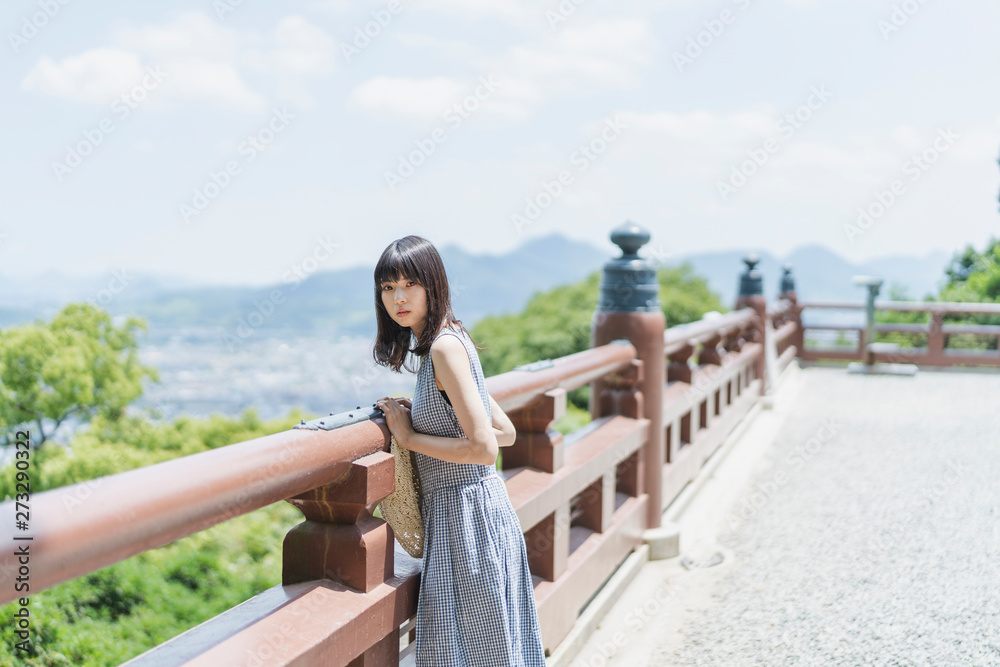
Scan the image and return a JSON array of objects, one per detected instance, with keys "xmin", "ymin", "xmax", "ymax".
[{"xmin": 3, "ymin": 0, "xmax": 999, "ymax": 287}]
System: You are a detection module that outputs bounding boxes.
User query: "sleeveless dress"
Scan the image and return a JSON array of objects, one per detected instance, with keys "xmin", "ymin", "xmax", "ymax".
[{"xmin": 409, "ymin": 324, "xmax": 546, "ymax": 666}]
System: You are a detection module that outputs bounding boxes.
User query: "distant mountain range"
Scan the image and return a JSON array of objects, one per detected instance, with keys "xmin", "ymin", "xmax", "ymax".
[
  {"xmin": 0, "ymin": 233, "xmax": 953, "ymax": 339},
  {"xmin": 670, "ymin": 244, "xmax": 950, "ymax": 306}
]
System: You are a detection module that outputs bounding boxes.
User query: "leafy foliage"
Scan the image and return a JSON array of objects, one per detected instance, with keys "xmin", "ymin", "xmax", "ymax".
[
  {"xmin": 874, "ymin": 284, "xmax": 932, "ymax": 347},
  {"xmin": 938, "ymin": 237, "xmax": 1000, "ymax": 350},
  {"xmin": 471, "ymin": 265, "xmax": 724, "ymax": 412},
  {"xmin": 873, "ymin": 238, "xmax": 1000, "ymax": 351},
  {"xmin": 0, "ymin": 304, "xmax": 158, "ymax": 447},
  {"xmin": 940, "ymin": 237, "xmax": 1000, "ymax": 304},
  {"xmin": 472, "ymin": 264, "xmax": 725, "ymax": 378}
]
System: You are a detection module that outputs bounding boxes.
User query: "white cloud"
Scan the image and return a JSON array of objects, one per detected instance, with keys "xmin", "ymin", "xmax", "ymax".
[
  {"xmin": 781, "ymin": 141, "xmax": 897, "ymax": 172},
  {"xmin": 247, "ymin": 15, "xmax": 337, "ymax": 76},
  {"xmin": 890, "ymin": 125, "xmax": 925, "ymax": 153},
  {"xmin": 364, "ymin": 17, "xmax": 654, "ymax": 121},
  {"xmin": 113, "ymin": 12, "xmax": 266, "ymax": 110},
  {"xmin": 624, "ymin": 107, "xmax": 777, "ymax": 155},
  {"xmin": 508, "ymin": 19, "xmax": 653, "ymax": 92},
  {"xmin": 114, "ymin": 12, "xmax": 239, "ymax": 62},
  {"xmin": 392, "ymin": 32, "xmax": 482, "ymax": 62},
  {"xmin": 162, "ymin": 58, "xmax": 267, "ymax": 111},
  {"xmin": 348, "ymin": 76, "xmax": 465, "ymax": 120},
  {"xmin": 20, "ymin": 12, "xmax": 336, "ymax": 111},
  {"xmin": 613, "ymin": 107, "xmax": 910, "ymax": 207},
  {"xmin": 22, "ymin": 48, "xmax": 146, "ymax": 103},
  {"xmin": 417, "ymin": 0, "xmax": 539, "ymax": 25},
  {"xmin": 447, "ymin": 18, "xmax": 656, "ymax": 120},
  {"xmin": 890, "ymin": 121, "xmax": 996, "ymax": 163},
  {"xmin": 308, "ymin": 0, "xmax": 353, "ymax": 16},
  {"xmin": 942, "ymin": 119, "xmax": 999, "ymax": 162}
]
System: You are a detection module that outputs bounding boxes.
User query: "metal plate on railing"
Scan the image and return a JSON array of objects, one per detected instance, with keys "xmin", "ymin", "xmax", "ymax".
[
  {"xmin": 512, "ymin": 359, "xmax": 555, "ymax": 372},
  {"xmin": 293, "ymin": 405, "xmax": 383, "ymax": 431}
]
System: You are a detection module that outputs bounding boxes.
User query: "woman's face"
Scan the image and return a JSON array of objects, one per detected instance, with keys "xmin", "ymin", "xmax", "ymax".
[{"xmin": 380, "ymin": 275, "xmax": 428, "ymax": 334}]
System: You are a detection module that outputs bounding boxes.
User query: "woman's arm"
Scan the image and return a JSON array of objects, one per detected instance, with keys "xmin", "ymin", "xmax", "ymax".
[
  {"xmin": 379, "ymin": 394, "xmax": 514, "ymax": 462},
  {"xmin": 488, "ymin": 394, "xmax": 516, "ymax": 448},
  {"xmin": 376, "ymin": 335, "xmax": 498, "ymax": 466}
]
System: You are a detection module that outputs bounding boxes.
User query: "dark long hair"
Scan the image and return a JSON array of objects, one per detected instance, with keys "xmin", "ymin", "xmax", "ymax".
[{"xmin": 372, "ymin": 235, "xmax": 481, "ymax": 373}]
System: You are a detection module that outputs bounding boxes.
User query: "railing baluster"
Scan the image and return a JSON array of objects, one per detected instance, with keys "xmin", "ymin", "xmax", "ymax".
[
  {"xmin": 505, "ymin": 389, "xmax": 567, "ymax": 473},
  {"xmin": 282, "ymin": 450, "xmax": 396, "ymax": 593},
  {"xmin": 928, "ymin": 311, "xmax": 945, "ymax": 363}
]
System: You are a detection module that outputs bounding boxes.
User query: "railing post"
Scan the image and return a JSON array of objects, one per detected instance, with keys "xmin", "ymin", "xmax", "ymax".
[
  {"xmin": 735, "ymin": 255, "xmax": 768, "ymax": 391},
  {"xmin": 504, "ymin": 389, "xmax": 567, "ymax": 473},
  {"xmin": 590, "ymin": 221, "xmax": 665, "ymax": 530},
  {"xmin": 281, "ymin": 449, "xmax": 398, "ymax": 665},
  {"xmin": 928, "ymin": 310, "xmax": 945, "ymax": 363},
  {"xmin": 596, "ymin": 358, "xmax": 644, "ymax": 514},
  {"xmin": 697, "ymin": 333, "xmax": 722, "ymax": 367},
  {"xmin": 722, "ymin": 326, "xmax": 743, "ymax": 354},
  {"xmin": 779, "ymin": 265, "xmax": 805, "ymax": 355},
  {"xmin": 853, "ymin": 276, "xmax": 884, "ymax": 367},
  {"xmin": 667, "ymin": 343, "xmax": 694, "ymax": 383},
  {"xmin": 506, "ymin": 389, "xmax": 571, "ymax": 583},
  {"xmin": 282, "ymin": 450, "xmax": 396, "ymax": 592}
]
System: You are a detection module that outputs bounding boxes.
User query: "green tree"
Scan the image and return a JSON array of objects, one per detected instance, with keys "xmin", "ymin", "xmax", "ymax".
[
  {"xmin": 940, "ymin": 237, "xmax": 1000, "ymax": 303},
  {"xmin": 471, "ymin": 264, "xmax": 725, "ymax": 379},
  {"xmin": 471, "ymin": 264, "xmax": 725, "ymax": 418},
  {"xmin": 874, "ymin": 283, "xmax": 931, "ymax": 348},
  {"xmin": 0, "ymin": 303, "xmax": 158, "ymax": 447},
  {"xmin": 938, "ymin": 237, "xmax": 1000, "ymax": 350}
]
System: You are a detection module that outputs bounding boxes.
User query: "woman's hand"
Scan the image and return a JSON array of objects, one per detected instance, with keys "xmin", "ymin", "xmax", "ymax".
[
  {"xmin": 375, "ymin": 396, "xmax": 414, "ymax": 446},
  {"xmin": 488, "ymin": 394, "xmax": 516, "ymax": 447}
]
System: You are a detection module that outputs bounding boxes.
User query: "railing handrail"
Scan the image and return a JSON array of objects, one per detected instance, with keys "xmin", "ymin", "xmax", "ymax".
[
  {"xmin": 0, "ymin": 422, "xmax": 388, "ymax": 607},
  {"xmin": 488, "ymin": 340, "xmax": 637, "ymax": 412},
  {"xmin": 768, "ymin": 298, "xmax": 793, "ymax": 318},
  {"xmin": 663, "ymin": 308, "xmax": 756, "ymax": 355},
  {"xmin": 800, "ymin": 300, "xmax": 1000, "ymax": 315},
  {"xmin": 796, "ymin": 296, "xmax": 1000, "ymax": 368}
]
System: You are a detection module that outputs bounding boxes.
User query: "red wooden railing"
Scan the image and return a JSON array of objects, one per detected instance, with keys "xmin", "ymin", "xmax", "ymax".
[
  {"xmin": 795, "ymin": 301, "xmax": 1000, "ymax": 367},
  {"xmin": 0, "ymin": 318, "xmax": 773, "ymax": 665}
]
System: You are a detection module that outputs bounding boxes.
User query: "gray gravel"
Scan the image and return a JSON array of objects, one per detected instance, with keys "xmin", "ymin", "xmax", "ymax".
[{"xmin": 665, "ymin": 367, "xmax": 1000, "ymax": 667}]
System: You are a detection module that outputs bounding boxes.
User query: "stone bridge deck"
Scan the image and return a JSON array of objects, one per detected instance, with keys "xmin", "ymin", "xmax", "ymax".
[{"xmin": 563, "ymin": 365, "xmax": 999, "ymax": 667}]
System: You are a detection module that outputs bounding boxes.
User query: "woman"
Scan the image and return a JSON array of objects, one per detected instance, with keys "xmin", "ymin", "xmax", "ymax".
[{"xmin": 373, "ymin": 235, "xmax": 546, "ymax": 666}]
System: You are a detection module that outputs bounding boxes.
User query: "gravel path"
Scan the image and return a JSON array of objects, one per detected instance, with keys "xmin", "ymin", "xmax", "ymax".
[{"xmin": 664, "ymin": 367, "xmax": 1000, "ymax": 666}]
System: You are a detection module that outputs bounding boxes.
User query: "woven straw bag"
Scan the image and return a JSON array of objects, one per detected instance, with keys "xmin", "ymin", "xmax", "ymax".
[{"xmin": 378, "ymin": 434, "xmax": 424, "ymax": 558}]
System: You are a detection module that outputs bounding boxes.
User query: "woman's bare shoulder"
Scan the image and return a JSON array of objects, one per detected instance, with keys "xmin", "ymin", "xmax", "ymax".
[
  {"xmin": 430, "ymin": 331, "xmax": 467, "ymax": 357},
  {"xmin": 430, "ymin": 332, "xmax": 471, "ymax": 371}
]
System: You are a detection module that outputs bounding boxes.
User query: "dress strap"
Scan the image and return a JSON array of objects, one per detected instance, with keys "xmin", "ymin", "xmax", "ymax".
[{"xmin": 434, "ymin": 323, "xmax": 463, "ymax": 341}]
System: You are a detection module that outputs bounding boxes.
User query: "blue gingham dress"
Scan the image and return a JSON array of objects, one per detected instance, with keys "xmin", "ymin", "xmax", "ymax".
[{"xmin": 409, "ymin": 325, "xmax": 546, "ymax": 666}]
